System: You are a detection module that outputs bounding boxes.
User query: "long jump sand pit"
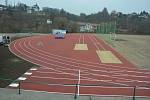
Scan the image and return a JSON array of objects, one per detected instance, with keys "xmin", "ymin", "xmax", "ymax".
[
  {"xmin": 74, "ymin": 44, "xmax": 88, "ymax": 50},
  {"xmin": 96, "ymin": 50, "xmax": 122, "ymax": 63}
]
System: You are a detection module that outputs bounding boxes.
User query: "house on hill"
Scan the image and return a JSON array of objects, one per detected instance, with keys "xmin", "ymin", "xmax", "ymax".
[{"xmin": 78, "ymin": 22, "xmax": 99, "ymax": 33}]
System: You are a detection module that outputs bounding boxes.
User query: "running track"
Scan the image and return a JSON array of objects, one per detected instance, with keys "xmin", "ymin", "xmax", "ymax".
[{"xmin": 9, "ymin": 34, "xmax": 150, "ymax": 97}]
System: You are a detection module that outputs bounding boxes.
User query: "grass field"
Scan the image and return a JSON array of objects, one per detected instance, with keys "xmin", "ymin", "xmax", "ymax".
[
  {"xmin": 97, "ymin": 34, "xmax": 150, "ymax": 70},
  {"xmin": 0, "ymin": 35, "xmax": 35, "ymax": 87}
]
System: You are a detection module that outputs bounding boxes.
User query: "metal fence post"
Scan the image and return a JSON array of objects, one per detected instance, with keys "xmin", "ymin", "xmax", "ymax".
[
  {"xmin": 132, "ymin": 86, "xmax": 136, "ymax": 100},
  {"xmin": 18, "ymin": 81, "xmax": 21, "ymax": 95},
  {"xmin": 74, "ymin": 84, "xmax": 78, "ymax": 100}
]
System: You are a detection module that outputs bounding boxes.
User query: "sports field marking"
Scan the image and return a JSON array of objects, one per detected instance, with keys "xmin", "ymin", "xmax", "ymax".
[
  {"xmin": 24, "ymin": 72, "xmax": 32, "ymax": 75},
  {"xmin": 13, "ymin": 37, "xmax": 150, "ymax": 81},
  {"xmin": 9, "ymin": 36, "xmax": 150, "ymax": 96},
  {"xmin": 18, "ymin": 39, "xmax": 150, "ymax": 83},
  {"xmin": 18, "ymin": 77, "xmax": 27, "ymax": 81},
  {"xmin": 78, "ymin": 34, "xmax": 81, "ymax": 43},
  {"xmin": 27, "ymin": 37, "xmax": 150, "ymax": 73},
  {"xmin": 30, "ymin": 68, "xmax": 37, "ymax": 71},
  {"xmin": 88, "ymin": 35, "xmax": 100, "ymax": 50},
  {"xmin": 90, "ymin": 35, "xmax": 105, "ymax": 50},
  {"xmin": 96, "ymin": 50, "xmax": 122, "ymax": 64},
  {"xmin": 9, "ymin": 83, "xmax": 19, "ymax": 87},
  {"xmin": 74, "ymin": 44, "xmax": 88, "ymax": 50},
  {"xmin": 16, "ymin": 41, "xmax": 134, "ymax": 85},
  {"xmin": 25, "ymin": 36, "xmax": 150, "ymax": 75},
  {"xmin": 10, "ymin": 39, "xmax": 131, "ymax": 86},
  {"xmin": 83, "ymin": 35, "xmax": 85, "ymax": 44},
  {"xmin": 38, "ymin": 67, "xmax": 150, "ymax": 84},
  {"xmin": 36, "ymin": 41, "xmax": 44, "ymax": 47}
]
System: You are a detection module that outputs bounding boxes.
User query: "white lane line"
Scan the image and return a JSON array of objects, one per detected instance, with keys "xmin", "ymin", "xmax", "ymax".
[
  {"xmin": 31, "ymin": 76, "xmax": 77, "ymax": 81},
  {"xmin": 15, "ymin": 42, "xmax": 131, "ymax": 86},
  {"xmin": 90, "ymin": 34, "xmax": 105, "ymax": 50},
  {"xmin": 83, "ymin": 35, "xmax": 84, "ymax": 44},
  {"xmin": 9, "ymin": 36, "xmax": 150, "ymax": 86},
  {"xmin": 31, "ymin": 75, "xmax": 110, "ymax": 82},
  {"xmin": 13, "ymin": 41, "xmax": 118, "ymax": 83},
  {"xmin": 15, "ymin": 36, "xmax": 150, "ymax": 73},
  {"xmin": 27, "ymin": 41, "xmax": 124, "ymax": 73},
  {"xmin": 23, "ymin": 40, "xmax": 144, "ymax": 83},
  {"xmin": 36, "ymin": 71, "xmax": 77, "ymax": 75},
  {"xmin": 113, "ymin": 74, "xmax": 150, "ymax": 78},
  {"xmin": 35, "ymin": 68, "xmax": 149, "ymax": 84},
  {"xmin": 19, "ymin": 39, "xmax": 150, "ymax": 85},
  {"xmin": 12, "ymin": 38, "xmax": 150, "ymax": 90},
  {"xmin": 10, "ymin": 37, "xmax": 150, "ymax": 87},
  {"xmin": 78, "ymin": 34, "xmax": 81, "ymax": 44},
  {"xmin": 27, "ymin": 36, "xmax": 150, "ymax": 73},
  {"xmin": 30, "ymin": 68, "xmax": 37, "ymax": 71},
  {"xmin": 26, "ymin": 41, "xmax": 150, "ymax": 83},
  {"xmin": 87, "ymin": 35, "xmax": 100, "ymax": 50},
  {"xmin": 38, "ymin": 36, "xmax": 150, "ymax": 73},
  {"xmin": 10, "ymin": 38, "xmax": 148, "ymax": 86}
]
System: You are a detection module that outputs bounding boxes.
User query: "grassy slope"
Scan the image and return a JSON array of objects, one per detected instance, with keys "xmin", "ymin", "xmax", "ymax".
[{"xmin": 0, "ymin": 37, "xmax": 35, "ymax": 88}]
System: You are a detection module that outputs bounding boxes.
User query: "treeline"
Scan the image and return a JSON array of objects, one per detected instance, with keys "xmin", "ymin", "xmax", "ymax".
[{"xmin": 0, "ymin": 3, "xmax": 150, "ymax": 34}]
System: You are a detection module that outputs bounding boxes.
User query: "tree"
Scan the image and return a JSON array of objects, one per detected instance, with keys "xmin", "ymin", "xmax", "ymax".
[
  {"xmin": 101, "ymin": 7, "xmax": 110, "ymax": 22},
  {"xmin": 80, "ymin": 13, "xmax": 86, "ymax": 22},
  {"xmin": 53, "ymin": 17, "xmax": 69, "ymax": 29}
]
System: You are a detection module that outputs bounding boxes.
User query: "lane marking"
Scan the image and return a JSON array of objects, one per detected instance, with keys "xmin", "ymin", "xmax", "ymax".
[
  {"xmin": 18, "ymin": 77, "xmax": 27, "ymax": 81},
  {"xmin": 30, "ymin": 68, "xmax": 37, "ymax": 71},
  {"xmin": 83, "ymin": 35, "xmax": 84, "ymax": 44},
  {"xmin": 24, "ymin": 72, "xmax": 32, "ymax": 75},
  {"xmin": 9, "ymin": 35, "xmax": 150, "ymax": 90},
  {"xmin": 10, "ymin": 36, "xmax": 150, "ymax": 73},
  {"xmin": 90, "ymin": 34, "xmax": 105, "ymax": 50},
  {"xmin": 88, "ymin": 35, "xmax": 100, "ymax": 50},
  {"xmin": 15, "ymin": 39, "xmax": 150, "ymax": 85},
  {"xmin": 21, "ymin": 40, "xmax": 145, "ymax": 85},
  {"xmin": 78, "ymin": 34, "xmax": 81, "ymax": 43},
  {"xmin": 9, "ymin": 83, "xmax": 19, "ymax": 87},
  {"xmin": 27, "ymin": 36, "xmax": 150, "ymax": 73}
]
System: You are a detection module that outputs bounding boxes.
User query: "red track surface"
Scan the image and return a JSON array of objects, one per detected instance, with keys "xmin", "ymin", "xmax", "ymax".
[{"xmin": 9, "ymin": 34, "xmax": 150, "ymax": 97}]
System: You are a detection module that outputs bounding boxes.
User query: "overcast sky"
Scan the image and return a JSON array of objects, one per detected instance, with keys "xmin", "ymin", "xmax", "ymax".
[{"xmin": 0, "ymin": 0, "xmax": 150, "ymax": 15}]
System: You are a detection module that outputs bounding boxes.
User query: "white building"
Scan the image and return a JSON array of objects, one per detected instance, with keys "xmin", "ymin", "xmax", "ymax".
[
  {"xmin": 27, "ymin": 4, "xmax": 40, "ymax": 14},
  {"xmin": 80, "ymin": 24, "xmax": 93, "ymax": 32},
  {"xmin": 78, "ymin": 22, "xmax": 99, "ymax": 33}
]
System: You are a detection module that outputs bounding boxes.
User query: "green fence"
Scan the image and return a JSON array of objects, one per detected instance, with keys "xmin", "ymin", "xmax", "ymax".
[{"xmin": 96, "ymin": 22, "xmax": 116, "ymax": 34}]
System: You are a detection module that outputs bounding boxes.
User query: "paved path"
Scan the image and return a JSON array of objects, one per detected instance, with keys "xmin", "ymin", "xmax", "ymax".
[{"xmin": 0, "ymin": 88, "xmax": 150, "ymax": 100}]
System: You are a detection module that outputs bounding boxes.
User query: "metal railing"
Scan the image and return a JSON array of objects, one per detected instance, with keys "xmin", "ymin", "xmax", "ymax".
[{"xmin": 0, "ymin": 77, "xmax": 149, "ymax": 100}]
